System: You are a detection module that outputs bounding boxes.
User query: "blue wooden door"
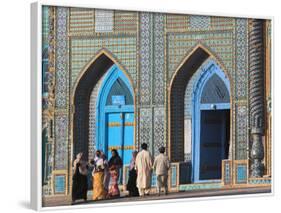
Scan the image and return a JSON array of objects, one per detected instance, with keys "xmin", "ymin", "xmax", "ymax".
[
  {"xmin": 199, "ymin": 110, "xmax": 227, "ymax": 180},
  {"xmin": 106, "ymin": 111, "xmax": 134, "ymax": 166}
]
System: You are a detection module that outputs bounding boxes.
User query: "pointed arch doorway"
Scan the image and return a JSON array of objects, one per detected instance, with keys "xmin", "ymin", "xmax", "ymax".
[
  {"xmin": 72, "ymin": 51, "xmax": 135, "ymax": 166},
  {"xmin": 96, "ymin": 64, "xmax": 135, "ymax": 166},
  {"xmin": 169, "ymin": 45, "xmax": 232, "ymax": 184},
  {"xmin": 192, "ymin": 60, "xmax": 230, "ymax": 182}
]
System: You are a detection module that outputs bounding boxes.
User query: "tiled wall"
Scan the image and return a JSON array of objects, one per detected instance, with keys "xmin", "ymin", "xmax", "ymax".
[{"xmin": 41, "ymin": 6, "xmax": 260, "ymax": 195}]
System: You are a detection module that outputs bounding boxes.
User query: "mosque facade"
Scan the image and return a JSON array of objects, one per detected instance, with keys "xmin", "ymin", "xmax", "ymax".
[{"xmin": 41, "ymin": 5, "xmax": 272, "ymax": 200}]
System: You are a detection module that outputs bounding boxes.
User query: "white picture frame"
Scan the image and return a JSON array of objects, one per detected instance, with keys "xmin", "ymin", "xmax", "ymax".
[{"xmin": 31, "ymin": 0, "xmax": 274, "ymax": 211}]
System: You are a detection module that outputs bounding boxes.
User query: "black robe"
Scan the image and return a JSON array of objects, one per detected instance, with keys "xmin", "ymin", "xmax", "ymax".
[
  {"xmin": 127, "ymin": 168, "xmax": 139, "ymax": 196},
  {"xmin": 71, "ymin": 162, "xmax": 88, "ymax": 202}
]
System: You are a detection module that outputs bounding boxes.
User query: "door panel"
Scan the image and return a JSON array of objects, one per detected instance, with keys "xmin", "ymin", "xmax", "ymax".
[
  {"xmin": 199, "ymin": 110, "xmax": 226, "ymax": 180},
  {"xmin": 123, "ymin": 112, "xmax": 134, "ymax": 165},
  {"xmin": 106, "ymin": 113, "xmax": 123, "ymax": 160}
]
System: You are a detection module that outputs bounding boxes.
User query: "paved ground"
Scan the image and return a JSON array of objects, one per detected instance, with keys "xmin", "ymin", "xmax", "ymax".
[{"xmin": 43, "ymin": 186, "xmax": 271, "ymax": 207}]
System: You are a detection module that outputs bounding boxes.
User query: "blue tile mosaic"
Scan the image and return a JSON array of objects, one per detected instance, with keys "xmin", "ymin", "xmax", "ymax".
[
  {"xmin": 55, "ymin": 175, "xmax": 65, "ymax": 193},
  {"xmin": 236, "ymin": 164, "xmax": 247, "ymax": 184}
]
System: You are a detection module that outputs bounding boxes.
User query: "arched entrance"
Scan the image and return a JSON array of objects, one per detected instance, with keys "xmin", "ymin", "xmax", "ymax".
[
  {"xmin": 72, "ymin": 51, "xmax": 135, "ymax": 163},
  {"xmin": 169, "ymin": 46, "xmax": 209, "ymax": 162},
  {"xmin": 169, "ymin": 45, "xmax": 232, "ymax": 183},
  {"xmin": 192, "ymin": 60, "xmax": 230, "ymax": 182},
  {"xmin": 96, "ymin": 64, "xmax": 135, "ymax": 166}
]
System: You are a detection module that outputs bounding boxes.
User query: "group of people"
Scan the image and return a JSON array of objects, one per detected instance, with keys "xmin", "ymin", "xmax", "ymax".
[
  {"xmin": 72, "ymin": 149, "xmax": 123, "ymax": 203},
  {"xmin": 71, "ymin": 143, "xmax": 170, "ymax": 204}
]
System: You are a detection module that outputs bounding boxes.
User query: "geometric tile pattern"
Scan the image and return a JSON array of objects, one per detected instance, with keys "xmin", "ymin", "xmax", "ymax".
[
  {"xmin": 167, "ymin": 31, "xmax": 233, "ymax": 82},
  {"xmin": 167, "ymin": 15, "xmax": 234, "ymax": 32},
  {"xmin": 139, "ymin": 108, "xmax": 152, "ymax": 152},
  {"xmin": 55, "ymin": 7, "xmax": 68, "ymax": 108},
  {"xmin": 222, "ymin": 160, "xmax": 232, "ymax": 185},
  {"xmin": 236, "ymin": 105, "xmax": 248, "ymax": 160},
  {"xmin": 95, "ymin": 9, "xmax": 113, "ymax": 32},
  {"xmin": 54, "ymin": 114, "xmax": 68, "ymax": 170},
  {"xmin": 153, "ymin": 107, "xmax": 165, "ymax": 155},
  {"xmin": 236, "ymin": 163, "xmax": 247, "ymax": 184},
  {"xmin": 235, "ymin": 18, "xmax": 248, "ymax": 99},
  {"xmin": 189, "ymin": 15, "xmax": 210, "ymax": 30},
  {"xmin": 166, "ymin": 14, "xmax": 188, "ymax": 31},
  {"xmin": 211, "ymin": 16, "xmax": 234, "ymax": 30},
  {"xmin": 54, "ymin": 175, "xmax": 66, "ymax": 193},
  {"xmin": 88, "ymin": 78, "xmax": 103, "ymax": 160},
  {"xmin": 69, "ymin": 8, "xmax": 95, "ymax": 35},
  {"xmin": 153, "ymin": 13, "xmax": 165, "ymax": 105},
  {"xmin": 70, "ymin": 9, "xmax": 138, "ymax": 35},
  {"xmin": 179, "ymin": 183, "xmax": 222, "ymax": 191},
  {"xmin": 139, "ymin": 12, "xmax": 152, "ymax": 105},
  {"xmin": 114, "ymin": 11, "xmax": 138, "ymax": 33},
  {"xmin": 184, "ymin": 62, "xmax": 206, "ymax": 119},
  {"xmin": 249, "ymin": 178, "xmax": 271, "ymax": 185},
  {"xmin": 171, "ymin": 164, "xmax": 177, "ymax": 187},
  {"xmin": 70, "ymin": 37, "xmax": 137, "ymax": 89}
]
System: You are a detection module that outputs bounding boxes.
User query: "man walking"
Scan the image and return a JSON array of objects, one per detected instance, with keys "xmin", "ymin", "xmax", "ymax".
[
  {"xmin": 135, "ymin": 143, "xmax": 153, "ymax": 197},
  {"xmin": 153, "ymin": 146, "xmax": 170, "ymax": 196}
]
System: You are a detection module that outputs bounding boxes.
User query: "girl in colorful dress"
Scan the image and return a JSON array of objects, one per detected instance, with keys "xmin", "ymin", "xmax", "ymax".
[{"xmin": 107, "ymin": 149, "xmax": 123, "ymax": 198}]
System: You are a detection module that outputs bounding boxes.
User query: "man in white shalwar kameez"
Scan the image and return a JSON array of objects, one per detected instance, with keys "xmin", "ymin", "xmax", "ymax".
[{"xmin": 135, "ymin": 143, "xmax": 153, "ymax": 196}]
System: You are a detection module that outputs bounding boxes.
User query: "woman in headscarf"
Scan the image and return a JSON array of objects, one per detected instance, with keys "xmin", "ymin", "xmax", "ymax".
[
  {"xmin": 126, "ymin": 151, "xmax": 139, "ymax": 197},
  {"xmin": 107, "ymin": 149, "xmax": 123, "ymax": 198},
  {"xmin": 92, "ymin": 150, "xmax": 106, "ymax": 200},
  {"xmin": 72, "ymin": 152, "xmax": 88, "ymax": 203}
]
